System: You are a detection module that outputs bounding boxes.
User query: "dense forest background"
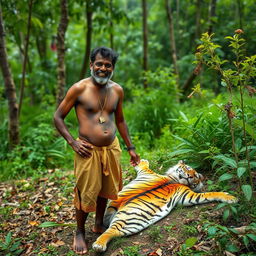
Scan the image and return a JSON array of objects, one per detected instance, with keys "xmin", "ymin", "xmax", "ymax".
[{"xmin": 0, "ymin": 0, "xmax": 255, "ymax": 255}]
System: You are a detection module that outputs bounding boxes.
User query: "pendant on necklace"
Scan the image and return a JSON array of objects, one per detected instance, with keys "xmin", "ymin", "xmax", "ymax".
[{"xmin": 99, "ymin": 116, "xmax": 106, "ymax": 124}]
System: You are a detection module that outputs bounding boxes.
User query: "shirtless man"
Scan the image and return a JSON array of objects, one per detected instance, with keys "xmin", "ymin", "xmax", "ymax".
[{"xmin": 54, "ymin": 47, "xmax": 140, "ymax": 254}]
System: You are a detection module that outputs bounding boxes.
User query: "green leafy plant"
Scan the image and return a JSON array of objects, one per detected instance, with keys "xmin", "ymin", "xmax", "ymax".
[
  {"xmin": 123, "ymin": 245, "xmax": 142, "ymax": 256},
  {"xmin": 204, "ymin": 222, "xmax": 256, "ymax": 254},
  {"xmin": 0, "ymin": 232, "xmax": 23, "ymax": 256},
  {"xmin": 147, "ymin": 225, "xmax": 163, "ymax": 243},
  {"xmin": 195, "ymin": 30, "xmax": 256, "ymax": 201}
]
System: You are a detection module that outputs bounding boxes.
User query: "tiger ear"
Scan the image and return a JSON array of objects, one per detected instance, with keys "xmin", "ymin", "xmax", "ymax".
[
  {"xmin": 136, "ymin": 159, "xmax": 149, "ymax": 171},
  {"xmin": 178, "ymin": 160, "xmax": 185, "ymax": 164}
]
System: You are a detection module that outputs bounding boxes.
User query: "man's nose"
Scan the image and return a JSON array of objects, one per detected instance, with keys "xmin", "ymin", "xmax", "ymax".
[{"xmin": 100, "ymin": 65, "xmax": 107, "ymax": 71}]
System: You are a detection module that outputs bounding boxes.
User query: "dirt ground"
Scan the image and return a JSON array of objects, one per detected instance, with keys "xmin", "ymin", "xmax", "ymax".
[{"xmin": 0, "ymin": 168, "xmax": 250, "ymax": 256}]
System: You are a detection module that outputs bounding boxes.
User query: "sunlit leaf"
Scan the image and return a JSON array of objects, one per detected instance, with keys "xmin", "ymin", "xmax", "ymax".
[
  {"xmin": 218, "ymin": 173, "xmax": 233, "ymax": 182},
  {"xmin": 242, "ymin": 185, "xmax": 252, "ymax": 201}
]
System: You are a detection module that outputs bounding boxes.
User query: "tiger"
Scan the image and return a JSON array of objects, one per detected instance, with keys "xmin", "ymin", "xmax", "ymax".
[{"xmin": 92, "ymin": 159, "xmax": 238, "ymax": 252}]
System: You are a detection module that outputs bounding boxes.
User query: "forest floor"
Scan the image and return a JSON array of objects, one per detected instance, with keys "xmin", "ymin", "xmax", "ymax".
[{"xmin": 0, "ymin": 168, "xmax": 250, "ymax": 256}]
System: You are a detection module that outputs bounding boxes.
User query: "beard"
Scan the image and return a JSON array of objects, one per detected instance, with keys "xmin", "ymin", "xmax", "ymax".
[{"xmin": 91, "ymin": 69, "xmax": 113, "ymax": 85}]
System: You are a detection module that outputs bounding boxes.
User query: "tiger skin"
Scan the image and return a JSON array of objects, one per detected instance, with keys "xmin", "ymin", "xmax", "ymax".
[{"xmin": 92, "ymin": 159, "xmax": 238, "ymax": 252}]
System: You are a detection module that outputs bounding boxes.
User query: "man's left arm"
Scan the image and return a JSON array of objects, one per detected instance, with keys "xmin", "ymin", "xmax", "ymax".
[{"xmin": 115, "ymin": 86, "xmax": 140, "ymax": 166}]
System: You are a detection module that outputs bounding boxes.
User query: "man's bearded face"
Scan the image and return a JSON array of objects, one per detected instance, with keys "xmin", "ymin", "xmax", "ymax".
[
  {"xmin": 91, "ymin": 55, "xmax": 114, "ymax": 85},
  {"xmin": 91, "ymin": 68, "xmax": 113, "ymax": 85}
]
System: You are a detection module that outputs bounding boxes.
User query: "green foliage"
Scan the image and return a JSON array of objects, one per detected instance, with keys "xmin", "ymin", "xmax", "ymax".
[
  {"xmin": 147, "ymin": 225, "xmax": 163, "ymax": 243},
  {"xmin": 125, "ymin": 67, "xmax": 179, "ymax": 145},
  {"xmin": 204, "ymin": 222, "xmax": 256, "ymax": 254},
  {"xmin": 0, "ymin": 110, "xmax": 73, "ymax": 181},
  {"xmin": 0, "ymin": 232, "xmax": 23, "ymax": 256},
  {"xmin": 122, "ymin": 245, "xmax": 142, "ymax": 256}
]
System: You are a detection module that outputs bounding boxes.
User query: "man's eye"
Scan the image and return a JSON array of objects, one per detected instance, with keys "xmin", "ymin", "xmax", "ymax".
[
  {"xmin": 105, "ymin": 64, "xmax": 112, "ymax": 68},
  {"xmin": 95, "ymin": 62, "xmax": 103, "ymax": 67}
]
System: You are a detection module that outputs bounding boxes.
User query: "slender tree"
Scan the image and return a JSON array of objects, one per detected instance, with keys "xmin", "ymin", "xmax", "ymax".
[
  {"xmin": 56, "ymin": 0, "xmax": 69, "ymax": 107},
  {"xmin": 18, "ymin": 0, "xmax": 33, "ymax": 117},
  {"xmin": 195, "ymin": 0, "xmax": 202, "ymax": 40},
  {"xmin": 142, "ymin": 0, "xmax": 148, "ymax": 88},
  {"xmin": 208, "ymin": 0, "xmax": 217, "ymax": 35},
  {"xmin": 165, "ymin": 0, "xmax": 179, "ymax": 87},
  {"xmin": 80, "ymin": 0, "xmax": 93, "ymax": 80},
  {"xmin": 0, "ymin": 5, "xmax": 19, "ymax": 147},
  {"xmin": 109, "ymin": 0, "xmax": 114, "ymax": 49}
]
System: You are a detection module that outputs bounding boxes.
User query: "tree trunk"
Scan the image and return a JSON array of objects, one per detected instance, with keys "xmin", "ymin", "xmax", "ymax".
[
  {"xmin": 208, "ymin": 0, "xmax": 217, "ymax": 35},
  {"xmin": 142, "ymin": 0, "xmax": 148, "ymax": 89},
  {"xmin": 109, "ymin": 0, "xmax": 114, "ymax": 49},
  {"xmin": 165, "ymin": 0, "xmax": 179, "ymax": 87},
  {"xmin": 236, "ymin": 0, "xmax": 243, "ymax": 29},
  {"xmin": 80, "ymin": 0, "xmax": 93, "ymax": 80},
  {"xmin": 195, "ymin": 0, "xmax": 201, "ymax": 40},
  {"xmin": 18, "ymin": 0, "xmax": 33, "ymax": 117},
  {"xmin": 36, "ymin": 33, "xmax": 48, "ymax": 70},
  {"xmin": 0, "ymin": 5, "xmax": 19, "ymax": 147},
  {"xmin": 182, "ymin": 0, "xmax": 218, "ymax": 94},
  {"xmin": 56, "ymin": 0, "xmax": 69, "ymax": 107}
]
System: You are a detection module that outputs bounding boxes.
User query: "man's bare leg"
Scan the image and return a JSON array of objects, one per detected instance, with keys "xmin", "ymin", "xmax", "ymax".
[
  {"xmin": 92, "ymin": 196, "xmax": 108, "ymax": 234},
  {"xmin": 73, "ymin": 208, "xmax": 89, "ymax": 254}
]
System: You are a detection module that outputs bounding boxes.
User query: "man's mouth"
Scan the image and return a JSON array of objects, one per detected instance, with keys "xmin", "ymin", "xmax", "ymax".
[{"xmin": 96, "ymin": 71, "xmax": 108, "ymax": 77}]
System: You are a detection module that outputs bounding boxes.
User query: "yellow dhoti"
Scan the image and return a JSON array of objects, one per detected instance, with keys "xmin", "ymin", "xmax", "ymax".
[{"xmin": 74, "ymin": 137, "xmax": 123, "ymax": 212}]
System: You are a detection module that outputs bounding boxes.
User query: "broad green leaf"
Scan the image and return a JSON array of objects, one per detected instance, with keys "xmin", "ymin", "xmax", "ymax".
[
  {"xmin": 5, "ymin": 232, "xmax": 12, "ymax": 245},
  {"xmin": 215, "ymin": 203, "xmax": 226, "ymax": 210},
  {"xmin": 207, "ymin": 226, "xmax": 217, "ymax": 236},
  {"xmin": 213, "ymin": 155, "xmax": 237, "ymax": 168},
  {"xmin": 247, "ymin": 234, "xmax": 256, "ymax": 241},
  {"xmin": 218, "ymin": 173, "xmax": 233, "ymax": 182},
  {"xmin": 226, "ymin": 243, "xmax": 239, "ymax": 252},
  {"xmin": 168, "ymin": 149, "xmax": 194, "ymax": 157},
  {"xmin": 243, "ymin": 236, "xmax": 249, "ymax": 247},
  {"xmin": 242, "ymin": 185, "xmax": 252, "ymax": 201},
  {"xmin": 185, "ymin": 237, "xmax": 197, "ymax": 248},
  {"xmin": 237, "ymin": 167, "xmax": 246, "ymax": 178},
  {"xmin": 223, "ymin": 209, "xmax": 230, "ymax": 222},
  {"xmin": 39, "ymin": 221, "xmax": 76, "ymax": 228},
  {"xmin": 233, "ymin": 119, "xmax": 256, "ymax": 139}
]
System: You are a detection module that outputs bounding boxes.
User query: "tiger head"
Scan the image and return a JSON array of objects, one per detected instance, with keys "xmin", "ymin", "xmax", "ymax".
[{"xmin": 165, "ymin": 160, "xmax": 204, "ymax": 192}]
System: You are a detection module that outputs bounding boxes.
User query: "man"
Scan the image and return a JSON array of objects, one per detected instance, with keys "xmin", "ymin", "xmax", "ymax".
[{"xmin": 54, "ymin": 46, "xmax": 140, "ymax": 255}]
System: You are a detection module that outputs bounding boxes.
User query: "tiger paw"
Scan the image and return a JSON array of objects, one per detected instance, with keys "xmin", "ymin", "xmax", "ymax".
[
  {"xmin": 92, "ymin": 241, "xmax": 107, "ymax": 252},
  {"xmin": 135, "ymin": 159, "xmax": 149, "ymax": 171},
  {"xmin": 223, "ymin": 193, "xmax": 238, "ymax": 203}
]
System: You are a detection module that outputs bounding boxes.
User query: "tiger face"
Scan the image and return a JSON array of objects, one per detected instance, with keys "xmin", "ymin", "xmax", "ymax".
[{"xmin": 165, "ymin": 160, "xmax": 204, "ymax": 192}]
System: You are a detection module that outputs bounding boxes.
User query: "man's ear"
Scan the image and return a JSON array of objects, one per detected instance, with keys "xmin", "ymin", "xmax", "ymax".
[{"xmin": 89, "ymin": 61, "xmax": 93, "ymax": 69}]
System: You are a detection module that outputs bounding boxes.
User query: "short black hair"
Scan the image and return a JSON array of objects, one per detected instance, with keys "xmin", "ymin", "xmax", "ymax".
[{"xmin": 90, "ymin": 47, "xmax": 119, "ymax": 67}]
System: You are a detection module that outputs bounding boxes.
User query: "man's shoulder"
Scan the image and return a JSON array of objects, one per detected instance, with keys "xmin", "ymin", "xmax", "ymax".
[
  {"xmin": 70, "ymin": 78, "xmax": 91, "ymax": 92},
  {"xmin": 109, "ymin": 80, "xmax": 123, "ymax": 92}
]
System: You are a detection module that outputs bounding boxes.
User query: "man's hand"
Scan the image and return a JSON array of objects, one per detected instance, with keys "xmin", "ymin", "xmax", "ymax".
[
  {"xmin": 71, "ymin": 139, "xmax": 93, "ymax": 158},
  {"xmin": 128, "ymin": 150, "xmax": 140, "ymax": 166}
]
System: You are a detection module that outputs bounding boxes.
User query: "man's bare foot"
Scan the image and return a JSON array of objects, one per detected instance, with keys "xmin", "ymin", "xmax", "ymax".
[
  {"xmin": 73, "ymin": 230, "xmax": 88, "ymax": 255},
  {"xmin": 91, "ymin": 225, "xmax": 106, "ymax": 234}
]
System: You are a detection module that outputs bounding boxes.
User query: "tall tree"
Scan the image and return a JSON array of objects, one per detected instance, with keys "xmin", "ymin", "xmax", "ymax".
[
  {"xmin": 0, "ymin": 4, "xmax": 19, "ymax": 147},
  {"xmin": 142, "ymin": 0, "xmax": 148, "ymax": 89},
  {"xmin": 109, "ymin": 0, "xmax": 114, "ymax": 49},
  {"xmin": 165, "ymin": 0, "xmax": 179, "ymax": 87},
  {"xmin": 80, "ymin": 0, "xmax": 93, "ymax": 80},
  {"xmin": 18, "ymin": 0, "xmax": 33, "ymax": 116},
  {"xmin": 195, "ymin": 0, "xmax": 202, "ymax": 40},
  {"xmin": 56, "ymin": 0, "xmax": 69, "ymax": 107},
  {"xmin": 208, "ymin": 0, "xmax": 217, "ymax": 35}
]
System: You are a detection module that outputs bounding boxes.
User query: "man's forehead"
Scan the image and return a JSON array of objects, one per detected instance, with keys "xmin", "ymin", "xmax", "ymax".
[{"xmin": 94, "ymin": 53, "xmax": 112, "ymax": 63}]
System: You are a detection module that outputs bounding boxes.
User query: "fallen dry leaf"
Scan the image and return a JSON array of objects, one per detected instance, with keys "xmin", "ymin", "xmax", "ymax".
[
  {"xmin": 50, "ymin": 240, "xmax": 65, "ymax": 247},
  {"xmin": 29, "ymin": 220, "xmax": 39, "ymax": 226}
]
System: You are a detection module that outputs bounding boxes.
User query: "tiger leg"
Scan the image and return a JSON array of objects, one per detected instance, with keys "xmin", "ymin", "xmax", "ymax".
[
  {"xmin": 103, "ymin": 206, "xmax": 117, "ymax": 227},
  {"xmin": 92, "ymin": 227, "xmax": 122, "ymax": 252},
  {"xmin": 179, "ymin": 189, "xmax": 238, "ymax": 206}
]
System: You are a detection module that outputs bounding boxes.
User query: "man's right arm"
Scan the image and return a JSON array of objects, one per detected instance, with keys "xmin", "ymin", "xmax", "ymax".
[{"xmin": 54, "ymin": 83, "xmax": 93, "ymax": 157}]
